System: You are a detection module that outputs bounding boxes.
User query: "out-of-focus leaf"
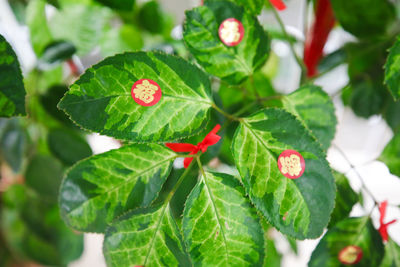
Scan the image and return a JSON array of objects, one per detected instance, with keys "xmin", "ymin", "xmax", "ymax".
[
  {"xmin": 94, "ymin": 0, "xmax": 134, "ymax": 10},
  {"xmin": 380, "ymin": 133, "xmax": 400, "ymax": 177},
  {"xmin": 318, "ymin": 48, "xmax": 347, "ymax": 73},
  {"xmin": 138, "ymin": 1, "xmax": 164, "ymax": 34},
  {"xmin": 26, "ymin": 0, "xmax": 53, "ymax": 56},
  {"xmin": 328, "ymin": 172, "xmax": 358, "ymax": 228},
  {"xmin": 380, "ymin": 239, "xmax": 400, "ymax": 267},
  {"xmin": 204, "ymin": 0, "xmax": 264, "ymax": 15},
  {"xmin": 100, "ymin": 24, "xmax": 143, "ymax": 57},
  {"xmin": 49, "ymin": 4, "xmax": 111, "ymax": 55},
  {"xmin": 25, "ymin": 154, "xmax": 64, "ymax": 201},
  {"xmin": 309, "ymin": 217, "xmax": 384, "ymax": 267},
  {"xmin": 0, "ymin": 34, "xmax": 26, "ymax": 117},
  {"xmin": 47, "ymin": 128, "xmax": 92, "ymax": 166},
  {"xmin": 1, "ymin": 184, "xmax": 83, "ymax": 266},
  {"xmin": 330, "ymin": 0, "xmax": 395, "ymax": 39},
  {"xmin": 0, "ymin": 118, "xmax": 26, "ymax": 172},
  {"xmin": 384, "ymin": 97, "xmax": 400, "ymax": 132},
  {"xmin": 38, "ymin": 40, "xmax": 76, "ymax": 69}
]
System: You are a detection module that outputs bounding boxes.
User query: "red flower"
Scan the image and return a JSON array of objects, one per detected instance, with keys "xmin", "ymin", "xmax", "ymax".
[
  {"xmin": 269, "ymin": 0, "xmax": 286, "ymax": 10},
  {"xmin": 378, "ymin": 200, "xmax": 397, "ymax": 242},
  {"xmin": 166, "ymin": 125, "xmax": 221, "ymax": 168},
  {"xmin": 303, "ymin": 0, "xmax": 336, "ymax": 77}
]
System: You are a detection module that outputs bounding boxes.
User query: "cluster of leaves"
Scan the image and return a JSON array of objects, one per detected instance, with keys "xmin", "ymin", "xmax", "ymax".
[{"xmin": 1, "ymin": 0, "xmax": 400, "ymax": 266}]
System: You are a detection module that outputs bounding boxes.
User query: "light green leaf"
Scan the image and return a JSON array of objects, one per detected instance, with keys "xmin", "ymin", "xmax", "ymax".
[
  {"xmin": 100, "ymin": 24, "xmax": 143, "ymax": 57},
  {"xmin": 204, "ymin": 0, "xmax": 264, "ymax": 15},
  {"xmin": 328, "ymin": 172, "xmax": 358, "ymax": 228},
  {"xmin": 1, "ymin": 184, "xmax": 83, "ymax": 266},
  {"xmin": 26, "ymin": 0, "xmax": 53, "ymax": 56},
  {"xmin": 309, "ymin": 217, "xmax": 384, "ymax": 267},
  {"xmin": 59, "ymin": 143, "xmax": 176, "ymax": 232},
  {"xmin": 330, "ymin": 0, "xmax": 395, "ymax": 39},
  {"xmin": 103, "ymin": 204, "xmax": 191, "ymax": 267},
  {"xmin": 58, "ymin": 51, "xmax": 213, "ymax": 142},
  {"xmin": 49, "ymin": 3, "xmax": 111, "ymax": 55},
  {"xmin": 385, "ymin": 36, "xmax": 400, "ymax": 101},
  {"xmin": 380, "ymin": 239, "xmax": 400, "ymax": 267},
  {"xmin": 183, "ymin": 171, "xmax": 264, "ymax": 266},
  {"xmin": 47, "ymin": 128, "xmax": 92, "ymax": 166},
  {"xmin": 380, "ymin": 133, "xmax": 400, "ymax": 177},
  {"xmin": 232, "ymin": 108, "xmax": 336, "ymax": 239},
  {"xmin": 183, "ymin": 1, "xmax": 269, "ymax": 84},
  {"xmin": 282, "ymin": 85, "xmax": 337, "ymax": 150},
  {"xmin": 0, "ymin": 35, "xmax": 26, "ymax": 117}
]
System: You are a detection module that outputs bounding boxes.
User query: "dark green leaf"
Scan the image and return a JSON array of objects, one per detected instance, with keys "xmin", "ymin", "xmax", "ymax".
[
  {"xmin": 183, "ymin": 1, "xmax": 270, "ymax": 84},
  {"xmin": 318, "ymin": 48, "xmax": 347, "ymax": 74},
  {"xmin": 1, "ymin": 184, "xmax": 83, "ymax": 265},
  {"xmin": 204, "ymin": 0, "xmax": 264, "ymax": 15},
  {"xmin": 380, "ymin": 239, "xmax": 400, "ymax": 267},
  {"xmin": 38, "ymin": 40, "xmax": 76, "ymax": 69},
  {"xmin": 330, "ymin": 0, "xmax": 395, "ymax": 39},
  {"xmin": 384, "ymin": 97, "xmax": 400, "ymax": 132},
  {"xmin": 309, "ymin": 217, "xmax": 384, "ymax": 267},
  {"xmin": 232, "ymin": 108, "xmax": 336, "ymax": 239},
  {"xmin": 138, "ymin": 1, "xmax": 165, "ymax": 34},
  {"xmin": 183, "ymin": 172, "xmax": 264, "ymax": 266},
  {"xmin": 103, "ymin": 204, "xmax": 191, "ymax": 267},
  {"xmin": 385, "ymin": 36, "xmax": 400, "ymax": 101},
  {"xmin": 47, "ymin": 128, "xmax": 92, "ymax": 166},
  {"xmin": 59, "ymin": 143, "xmax": 176, "ymax": 232},
  {"xmin": 380, "ymin": 133, "xmax": 400, "ymax": 177},
  {"xmin": 0, "ymin": 118, "xmax": 27, "ymax": 172},
  {"xmin": 328, "ymin": 172, "xmax": 358, "ymax": 228},
  {"xmin": 94, "ymin": 0, "xmax": 134, "ymax": 10},
  {"xmin": 282, "ymin": 85, "xmax": 337, "ymax": 150},
  {"xmin": 25, "ymin": 154, "xmax": 64, "ymax": 201},
  {"xmin": 58, "ymin": 51, "xmax": 213, "ymax": 142},
  {"xmin": 0, "ymin": 34, "xmax": 26, "ymax": 117}
]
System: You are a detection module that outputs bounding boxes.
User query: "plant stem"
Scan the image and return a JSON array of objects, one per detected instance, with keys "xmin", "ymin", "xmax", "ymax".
[
  {"xmin": 165, "ymin": 160, "xmax": 195, "ymax": 204},
  {"xmin": 212, "ymin": 103, "xmax": 241, "ymax": 121},
  {"xmin": 196, "ymin": 156, "xmax": 207, "ymax": 179},
  {"xmin": 271, "ymin": 7, "xmax": 308, "ymax": 84},
  {"xmin": 333, "ymin": 144, "xmax": 379, "ymax": 206}
]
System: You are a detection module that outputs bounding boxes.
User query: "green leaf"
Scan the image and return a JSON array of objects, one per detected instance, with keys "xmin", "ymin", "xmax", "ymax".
[
  {"xmin": 385, "ymin": 36, "xmax": 400, "ymax": 101},
  {"xmin": 183, "ymin": 171, "xmax": 264, "ymax": 266},
  {"xmin": 138, "ymin": 1, "xmax": 165, "ymax": 34},
  {"xmin": 49, "ymin": 3, "xmax": 111, "ymax": 55},
  {"xmin": 1, "ymin": 184, "xmax": 83, "ymax": 265},
  {"xmin": 380, "ymin": 239, "xmax": 400, "ymax": 267},
  {"xmin": 380, "ymin": 133, "xmax": 400, "ymax": 177},
  {"xmin": 204, "ymin": 0, "xmax": 264, "ymax": 15},
  {"xmin": 47, "ymin": 128, "xmax": 92, "ymax": 166},
  {"xmin": 38, "ymin": 40, "xmax": 76, "ymax": 69},
  {"xmin": 26, "ymin": 0, "xmax": 53, "ymax": 56},
  {"xmin": 232, "ymin": 108, "xmax": 336, "ymax": 239},
  {"xmin": 0, "ymin": 118, "xmax": 27, "ymax": 172},
  {"xmin": 281, "ymin": 85, "xmax": 337, "ymax": 150},
  {"xmin": 94, "ymin": 0, "xmax": 134, "ymax": 10},
  {"xmin": 328, "ymin": 172, "xmax": 358, "ymax": 228},
  {"xmin": 183, "ymin": 1, "xmax": 270, "ymax": 84},
  {"xmin": 58, "ymin": 51, "xmax": 213, "ymax": 142},
  {"xmin": 330, "ymin": 0, "xmax": 395, "ymax": 39},
  {"xmin": 384, "ymin": 96, "xmax": 400, "ymax": 132},
  {"xmin": 59, "ymin": 143, "xmax": 176, "ymax": 232},
  {"xmin": 309, "ymin": 217, "xmax": 384, "ymax": 267},
  {"xmin": 104, "ymin": 203, "xmax": 191, "ymax": 267},
  {"xmin": 100, "ymin": 24, "xmax": 143, "ymax": 57},
  {"xmin": 25, "ymin": 154, "xmax": 64, "ymax": 201},
  {"xmin": 0, "ymin": 35, "xmax": 26, "ymax": 117}
]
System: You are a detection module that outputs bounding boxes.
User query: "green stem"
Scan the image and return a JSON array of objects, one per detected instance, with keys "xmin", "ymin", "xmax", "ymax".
[
  {"xmin": 212, "ymin": 103, "xmax": 241, "ymax": 121},
  {"xmin": 271, "ymin": 7, "xmax": 308, "ymax": 84},
  {"xmin": 164, "ymin": 160, "xmax": 195, "ymax": 204},
  {"xmin": 196, "ymin": 156, "xmax": 207, "ymax": 179}
]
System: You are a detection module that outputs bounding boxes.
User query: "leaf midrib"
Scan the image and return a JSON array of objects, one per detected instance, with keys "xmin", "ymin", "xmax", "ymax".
[{"xmin": 67, "ymin": 155, "xmax": 177, "ymax": 217}]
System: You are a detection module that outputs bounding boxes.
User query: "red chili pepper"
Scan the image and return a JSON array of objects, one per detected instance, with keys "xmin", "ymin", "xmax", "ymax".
[
  {"xmin": 303, "ymin": 0, "xmax": 335, "ymax": 77},
  {"xmin": 270, "ymin": 0, "xmax": 286, "ymax": 10},
  {"xmin": 166, "ymin": 124, "xmax": 221, "ymax": 168},
  {"xmin": 378, "ymin": 200, "xmax": 397, "ymax": 242}
]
